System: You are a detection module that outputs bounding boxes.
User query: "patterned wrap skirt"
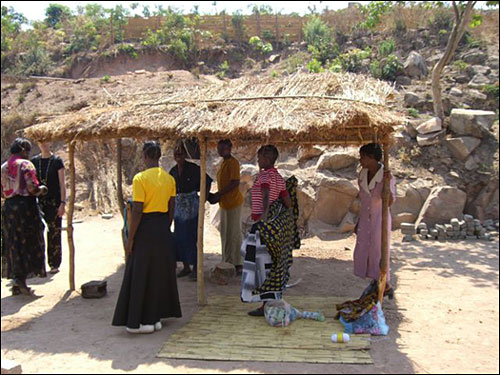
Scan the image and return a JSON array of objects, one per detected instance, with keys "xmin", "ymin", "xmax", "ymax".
[
  {"xmin": 240, "ymin": 176, "xmax": 300, "ymax": 303},
  {"xmin": 1, "ymin": 196, "xmax": 46, "ymax": 280}
]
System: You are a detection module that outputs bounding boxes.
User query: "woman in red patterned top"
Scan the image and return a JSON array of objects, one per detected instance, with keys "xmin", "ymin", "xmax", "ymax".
[{"xmin": 1, "ymin": 138, "xmax": 48, "ymax": 296}]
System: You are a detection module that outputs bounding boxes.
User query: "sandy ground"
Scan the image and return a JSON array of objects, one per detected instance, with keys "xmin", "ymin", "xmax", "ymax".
[{"xmin": 1, "ymin": 214, "xmax": 499, "ymax": 374}]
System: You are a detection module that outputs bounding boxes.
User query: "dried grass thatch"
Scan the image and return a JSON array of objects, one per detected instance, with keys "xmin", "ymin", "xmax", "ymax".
[{"xmin": 24, "ymin": 71, "xmax": 405, "ymax": 145}]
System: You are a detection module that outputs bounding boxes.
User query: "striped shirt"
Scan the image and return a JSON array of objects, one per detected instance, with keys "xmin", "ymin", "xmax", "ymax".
[{"xmin": 251, "ymin": 168, "xmax": 287, "ymax": 221}]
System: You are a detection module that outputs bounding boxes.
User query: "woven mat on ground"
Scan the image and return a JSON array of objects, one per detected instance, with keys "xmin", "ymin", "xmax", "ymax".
[{"xmin": 157, "ymin": 295, "xmax": 372, "ymax": 364}]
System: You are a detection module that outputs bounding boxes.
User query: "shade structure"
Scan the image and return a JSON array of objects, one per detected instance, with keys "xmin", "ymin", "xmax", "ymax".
[{"xmin": 22, "ymin": 71, "xmax": 404, "ymax": 304}]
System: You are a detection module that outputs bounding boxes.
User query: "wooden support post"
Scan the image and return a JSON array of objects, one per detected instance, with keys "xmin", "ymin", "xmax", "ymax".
[
  {"xmin": 378, "ymin": 141, "xmax": 391, "ymax": 305},
  {"xmin": 116, "ymin": 138, "xmax": 124, "ymax": 219},
  {"xmin": 197, "ymin": 137, "xmax": 208, "ymax": 306},
  {"xmin": 275, "ymin": 13, "xmax": 280, "ymax": 47},
  {"xmin": 67, "ymin": 142, "xmax": 76, "ymax": 291}
]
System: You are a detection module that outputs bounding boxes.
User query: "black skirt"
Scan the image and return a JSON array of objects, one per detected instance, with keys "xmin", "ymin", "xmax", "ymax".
[
  {"xmin": 112, "ymin": 212, "xmax": 182, "ymax": 328},
  {"xmin": 1, "ymin": 196, "xmax": 46, "ymax": 280}
]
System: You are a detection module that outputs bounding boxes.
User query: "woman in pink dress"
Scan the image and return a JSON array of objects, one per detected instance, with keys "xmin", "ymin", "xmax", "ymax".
[{"xmin": 353, "ymin": 143, "xmax": 396, "ymax": 299}]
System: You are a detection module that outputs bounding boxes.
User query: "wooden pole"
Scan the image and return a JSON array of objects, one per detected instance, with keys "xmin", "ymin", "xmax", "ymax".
[
  {"xmin": 116, "ymin": 138, "xmax": 124, "ymax": 219},
  {"xmin": 377, "ymin": 141, "xmax": 391, "ymax": 305},
  {"xmin": 275, "ymin": 13, "xmax": 280, "ymax": 48},
  {"xmin": 67, "ymin": 142, "xmax": 76, "ymax": 291},
  {"xmin": 196, "ymin": 137, "xmax": 208, "ymax": 306}
]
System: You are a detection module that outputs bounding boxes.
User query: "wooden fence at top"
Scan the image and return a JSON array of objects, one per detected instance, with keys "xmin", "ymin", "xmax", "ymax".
[{"xmin": 122, "ymin": 8, "xmax": 499, "ymax": 44}]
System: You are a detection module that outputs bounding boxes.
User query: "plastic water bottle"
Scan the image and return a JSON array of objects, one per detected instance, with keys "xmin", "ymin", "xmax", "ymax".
[{"xmin": 331, "ymin": 332, "xmax": 350, "ymax": 343}]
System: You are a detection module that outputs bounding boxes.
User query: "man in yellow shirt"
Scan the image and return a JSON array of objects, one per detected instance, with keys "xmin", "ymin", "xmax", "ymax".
[{"xmin": 210, "ymin": 139, "xmax": 244, "ymax": 275}]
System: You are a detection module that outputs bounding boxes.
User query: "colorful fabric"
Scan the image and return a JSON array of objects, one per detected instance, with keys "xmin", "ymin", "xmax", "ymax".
[
  {"xmin": 174, "ymin": 191, "xmax": 199, "ymax": 266},
  {"xmin": 241, "ymin": 176, "xmax": 299, "ymax": 303},
  {"xmin": 353, "ymin": 166, "xmax": 396, "ymax": 281},
  {"xmin": 264, "ymin": 299, "xmax": 325, "ymax": 327},
  {"xmin": 251, "ymin": 168, "xmax": 288, "ymax": 221},
  {"xmin": 220, "ymin": 204, "xmax": 243, "ymax": 266},
  {"xmin": 1, "ymin": 155, "xmax": 40, "ymax": 199},
  {"xmin": 339, "ymin": 300, "xmax": 389, "ymax": 336},
  {"xmin": 132, "ymin": 167, "xmax": 176, "ymax": 213},
  {"xmin": 335, "ymin": 293, "xmax": 378, "ymax": 322},
  {"xmin": 1, "ymin": 196, "xmax": 46, "ymax": 280},
  {"xmin": 216, "ymin": 156, "xmax": 243, "ymax": 210}
]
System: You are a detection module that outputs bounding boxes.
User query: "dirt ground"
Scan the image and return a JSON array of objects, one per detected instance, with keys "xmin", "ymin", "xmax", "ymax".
[{"xmin": 1, "ymin": 214, "xmax": 499, "ymax": 374}]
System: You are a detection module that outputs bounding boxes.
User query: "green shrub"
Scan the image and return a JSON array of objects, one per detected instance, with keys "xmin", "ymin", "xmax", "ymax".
[
  {"xmin": 394, "ymin": 19, "xmax": 407, "ymax": 35},
  {"xmin": 408, "ymin": 108, "xmax": 419, "ymax": 118},
  {"xmin": 141, "ymin": 30, "xmax": 162, "ymax": 49},
  {"xmin": 101, "ymin": 74, "xmax": 110, "ymax": 83},
  {"xmin": 303, "ymin": 17, "xmax": 338, "ymax": 64},
  {"xmin": 429, "ymin": 9, "xmax": 454, "ymax": 32},
  {"xmin": 453, "ymin": 59, "xmax": 468, "ymax": 73},
  {"xmin": 378, "ymin": 39, "xmax": 395, "ymax": 58},
  {"xmin": 262, "ymin": 29, "xmax": 274, "ymax": 42},
  {"xmin": 380, "ymin": 54, "xmax": 403, "ymax": 81},
  {"xmin": 118, "ymin": 43, "xmax": 138, "ymax": 59},
  {"xmin": 249, "ymin": 36, "xmax": 273, "ymax": 54},
  {"xmin": 334, "ymin": 49, "xmax": 365, "ymax": 73},
  {"xmin": 307, "ymin": 58, "xmax": 324, "ymax": 73},
  {"xmin": 370, "ymin": 60, "xmax": 381, "ymax": 78},
  {"xmin": 284, "ymin": 52, "xmax": 308, "ymax": 74},
  {"xmin": 271, "ymin": 70, "xmax": 279, "ymax": 78},
  {"xmin": 482, "ymin": 83, "xmax": 499, "ymax": 99},
  {"xmin": 216, "ymin": 60, "xmax": 229, "ymax": 79}
]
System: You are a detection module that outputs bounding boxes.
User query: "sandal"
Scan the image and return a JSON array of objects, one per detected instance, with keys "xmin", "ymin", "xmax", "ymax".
[{"xmin": 248, "ymin": 306, "xmax": 265, "ymax": 317}]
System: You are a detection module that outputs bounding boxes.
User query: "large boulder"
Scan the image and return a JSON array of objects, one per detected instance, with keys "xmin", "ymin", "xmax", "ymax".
[
  {"xmin": 297, "ymin": 145, "xmax": 324, "ymax": 162},
  {"xmin": 449, "ymin": 109, "xmax": 497, "ymax": 138},
  {"xmin": 391, "ymin": 181, "xmax": 432, "ymax": 229},
  {"xmin": 467, "ymin": 65, "xmax": 491, "ymax": 77},
  {"xmin": 416, "ymin": 186, "xmax": 467, "ymax": 227},
  {"xmin": 310, "ymin": 174, "xmax": 359, "ymax": 226},
  {"xmin": 404, "ymin": 51, "xmax": 428, "ymax": 78},
  {"xmin": 393, "ymin": 212, "xmax": 418, "ymax": 229},
  {"xmin": 416, "ymin": 117, "xmax": 442, "ymax": 135},
  {"xmin": 465, "ymin": 180, "xmax": 499, "ymax": 221},
  {"xmin": 404, "ymin": 92, "xmax": 421, "ymax": 107},
  {"xmin": 468, "ymin": 73, "xmax": 491, "ymax": 88},
  {"xmin": 317, "ymin": 150, "xmax": 358, "ymax": 172},
  {"xmin": 445, "ymin": 136, "xmax": 481, "ymax": 161}
]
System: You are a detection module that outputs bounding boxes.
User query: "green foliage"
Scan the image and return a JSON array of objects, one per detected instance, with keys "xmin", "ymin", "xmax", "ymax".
[
  {"xmin": 249, "ymin": 36, "xmax": 273, "ymax": 54},
  {"xmin": 141, "ymin": 29, "xmax": 162, "ymax": 49},
  {"xmin": 370, "ymin": 60, "xmax": 381, "ymax": 78},
  {"xmin": 378, "ymin": 39, "xmax": 395, "ymax": 58},
  {"xmin": 16, "ymin": 42, "xmax": 54, "ymax": 76},
  {"xmin": 45, "ymin": 4, "xmax": 72, "ymax": 29},
  {"xmin": 283, "ymin": 52, "xmax": 308, "ymax": 74},
  {"xmin": 408, "ymin": 108, "xmax": 420, "ymax": 118},
  {"xmin": 231, "ymin": 11, "xmax": 246, "ymax": 41},
  {"xmin": 303, "ymin": 16, "xmax": 330, "ymax": 47},
  {"xmin": 482, "ymin": 83, "xmax": 499, "ymax": 99},
  {"xmin": 394, "ymin": 18, "xmax": 407, "ymax": 35},
  {"xmin": 216, "ymin": 60, "xmax": 229, "ymax": 79},
  {"xmin": 428, "ymin": 8, "xmax": 453, "ymax": 32},
  {"xmin": 270, "ymin": 70, "xmax": 279, "ymax": 78},
  {"xmin": 101, "ymin": 74, "xmax": 110, "ymax": 83},
  {"xmin": 453, "ymin": 59, "xmax": 468, "ymax": 72},
  {"xmin": 359, "ymin": 1, "xmax": 394, "ymax": 30},
  {"xmin": 117, "ymin": 43, "xmax": 138, "ymax": 59},
  {"xmin": 1, "ymin": 6, "xmax": 27, "ymax": 64},
  {"xmin": 262, "ymin": 29, "xmax": 275, "ymax": 42},
  {"xmin": 307, "ymin": 58, "xmax": 324, "ymax": 73},
  {"xmin": 464, "ymin": 33, "xmax": 482, "ymax": 48},
  {"xmin": 380, "ymin": 54, "xmax": 403, "ymax": 81}
]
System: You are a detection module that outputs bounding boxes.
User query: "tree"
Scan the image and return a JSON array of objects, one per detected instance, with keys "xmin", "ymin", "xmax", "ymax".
[
  {"xmin": 45, "ymin": 3, "xmax": 72, "ymax": 28},
  {"xmin": 431, "ymin": 1, "xmax": 475, "ymax": 120}
]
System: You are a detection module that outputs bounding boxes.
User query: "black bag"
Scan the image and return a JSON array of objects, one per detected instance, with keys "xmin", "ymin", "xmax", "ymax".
[{"xmin": 81, "ymin": 280, "xmax": 107, "ymax": 298}]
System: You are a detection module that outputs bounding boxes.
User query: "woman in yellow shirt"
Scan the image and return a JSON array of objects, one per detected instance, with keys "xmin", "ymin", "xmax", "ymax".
[{"xmin": 112, "ymin": 141, "xmax": 182, "ymax": 334}]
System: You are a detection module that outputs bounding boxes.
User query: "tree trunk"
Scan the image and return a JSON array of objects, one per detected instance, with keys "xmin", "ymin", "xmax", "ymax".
[{"xmin": 432, "ymin": 1, "xmax": 476, "ymax": 120}]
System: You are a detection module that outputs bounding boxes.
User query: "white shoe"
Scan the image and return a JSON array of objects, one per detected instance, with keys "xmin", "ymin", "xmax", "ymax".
[
  {"xmin": 126, "ymin": 324, "xmax": 154, "ymax": 334},
  {"xmin": 154, "ymin": 321, "xmax": 162, "ymax": 331}
]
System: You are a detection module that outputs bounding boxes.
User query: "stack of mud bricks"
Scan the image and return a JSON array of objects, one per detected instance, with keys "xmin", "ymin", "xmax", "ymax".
[
  {"xmin": 401, "ymin": 223, "xmax": 416, "ymax": 242},
  {"xmin": 412, "ymin": 215, "xmax": 499, "ymax": 242}
]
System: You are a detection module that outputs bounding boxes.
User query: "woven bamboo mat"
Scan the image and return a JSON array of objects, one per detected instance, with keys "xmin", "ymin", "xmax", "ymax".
[{"xmin": 157, "ymin": 295, "xmax": 372, "ymax": 364}]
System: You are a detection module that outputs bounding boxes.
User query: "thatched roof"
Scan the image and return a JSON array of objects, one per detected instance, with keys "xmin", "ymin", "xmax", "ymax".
[{"xmin": 24, "ymin": 71, "xmax": 405, "ymax": 145}]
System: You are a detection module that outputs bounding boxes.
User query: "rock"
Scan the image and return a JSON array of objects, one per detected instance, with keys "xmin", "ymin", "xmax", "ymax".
[
  {"xmin": 134, "ymin": 69, "xmax": 147, "ymax": 74},
  {"xmin": 297, "ymin": 145, "xmax": 324, "ymax": 162},
  {"xmin": 317, "ymin": 150, "xmax": 358, "ymax": 172},
  {"xmin": 405, "ymin": 121, "xmax": 418, "ymax": 138},
  {"xmin": 416, "ymin": 186, "xmax": 467, "ymax": 227},
  {"xmin": 337, "ymin": 211, "xmax": 357, "ymax": 233},
  {"xmin": 468, "ymin": 89, "xmax": 488, "ymax": 102},
  {"xmin": 468, "ymin": 65, "xmax": 491, "ymax": 76},
  {"xmin": 450, "ymin": 171, "xmax": 460, "ymax": 178},
  {"xmin": 101, "ymin": 213, "xmax": 113, "ymax": 219},
  {"xmin": 404, "ymin": 51, "xmax": 428, "ymax": 78},
  {"xmin": 464, "ymin": 156, "xmax": 479, "ymax": 171},
  {"xmin": 310, "ymin": 174, "xmax": 359, "ymax": 226},
  {"xmin": 1, "ymin": 359, "xmax": 22, "ymax": 374},
  {"xmin": 404, "ymin": 92, "xmax": 421, "ymax": 107},
  {"xmin": 487, "ymin": 56, "xmax": 499, "ymax": 69},
  {"xmin": 466, "ymin": 180, "xmax": 499, "ymax": 221},
  {"xmin": 450, "ymin": 87, "xmax": 463, "ymax": 97},
  {"xmin": 468, "ymin": 73, "xmax": 491, "ymax": 88},
  {"xmin": 268, "ymin": 54, "xmax": 281, "ymax": 63},
  {"xmin": 393, "ymin": 212, "xmax": 417, "ymax": 229},
  {"xmin": 445, "ymin": 136, "xmax": 481, "ymax": 161},
  {"xmin": 396, "ymin": 76, "xmax": 412, "ymax": 86},
  {"xmin": 416, "ymin": 117, "xmax": 442, "ymax": 135},
  {"xmin": 462, "ymin": 50, "xmax": 487, "ymax": 65},
  {"xmin": 417, "ymin": 130, "xmax": 446, "ymax": 146},
  {"xmin": 449, "ymin": 109, "xmax": 497, "ymax": 138},
  {"xmin": 401, "ymin": 222, "xmax": 416, "ymax": 235},
  {"xmin": 209, "ymin": 262, "xmax": 236, "ymax": 285}
]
